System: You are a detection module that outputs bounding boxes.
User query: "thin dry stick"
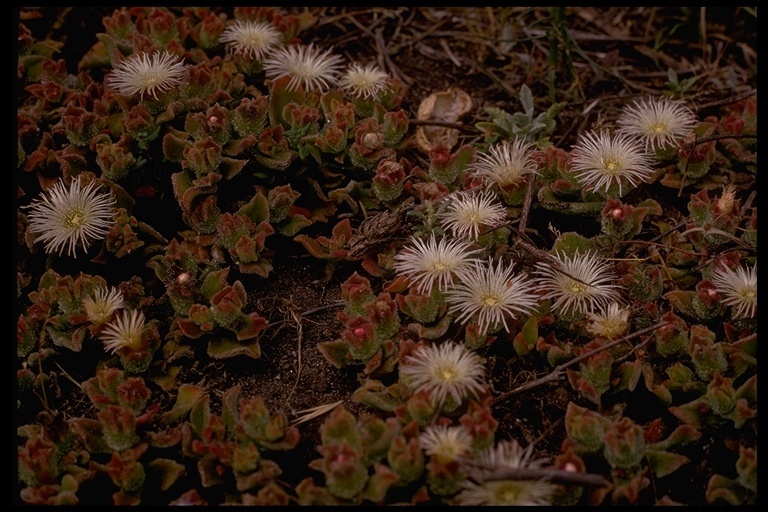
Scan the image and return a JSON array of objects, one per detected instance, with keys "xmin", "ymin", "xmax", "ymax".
[
  {"xmin": 408, "ymin": 118, "xmax": 468, "ymax": 130},
  {"xmin": 516, "ymin": 173, "xmax": 537, "ymax": 236},
  {"xmin": 374, "ymin": 27, "xmax": 413, "ymax": 85},
  {"xmin": 679, "ymin": 133, "xmax": 757, "ymax": 152},
  {"xmin": 284, "ymin": 309, "xmax": 303, "ymax": 407},
  {"xmin": 695, "ymin": 88, "xmax": 756, "ymax": 111},
  {"xmin": 493, "ymin": 321, "xmax": 670, "ymax": 405}
]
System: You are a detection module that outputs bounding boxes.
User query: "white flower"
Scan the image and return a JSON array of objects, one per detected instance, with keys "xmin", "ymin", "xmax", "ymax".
[
  {"xmin": 24, "ymin": 177, "xmax": 116, "ymax": 258},
  {"xmin": 439, "ymin": 189, "xmax": 507, "ymax": 241},
  {"xmin": 400, "ymin": 341, "xmax": 486, "ymax": 410},
  {"xmin": 393, "ymin": 233, "xmax": 482, "ymax": 294},
  {"xmin": 446, "ymin": 258, "xmax": 539, "ymax": 334},
  {"xmin": 83, "ymin": 286, "xmax": 124, "ymax": 326},
  {"xmin": 420, "ymin": 424, "xmax": 474, "ymax": 461},
  {"xmin": 569, "ymin": 130, "xmax": 654, "ymax": 196},
  {"xmin": 219, "ymin": 19, "xmax": 282, "ymax": 61},
  {"xmin": 262, "ymin": 43, "xmax": 344, "ymax": 92},
  {"xmin": 339, "ymin": 62, "xmax": 390, "ymax": 100},
  {"xmin": 617, "ymin": 97, "xmax": 697, "ymax": 152},
  {"xmin": 100, "ymin": 310, "xmax": 146, "ymax": 354},
  {"xmin": 105, "ymin": 51, "xmax": 187, "ymax": 100},
  {"xmin": 468, "ymin": 138, "xmax": 538, "ymax": 189},
  {"xmin": 586, "ymin": 301, "xmax": 630, "ymax": 338},
  {"xmin": 534, "ymin": 250, "xmax": 623, "ymax": 316},
  {"xmin": 455, "ymin": 440, "xmax": 557, "ymax": 506},
  {"xmin": 711, "ymin": 264, "xmax": 757, "ymax": 319}
]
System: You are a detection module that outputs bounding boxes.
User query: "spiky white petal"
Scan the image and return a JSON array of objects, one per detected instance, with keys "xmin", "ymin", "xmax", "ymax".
[
  {"xmin": 586, "ymin": 301, "xmax": 630, "ymax": 338},
  {"xmin": 24, "ymin": 177, "xmax": 116, "ymax": 258},
  {"xmin": 262, "ymin": 43, "xmax": 344, "ymax": 92},
  {"xmin": 400, "ymin": 341, "xmax": 486, "ymax": 409},
  {"xmin": 439, "ymin": 189, "xmax": 507, "ymax": 241},
  {"xmin": 534, "ymin": 250, "xmax": 623, "ymax": 316},
  {"xmin": 420, "ymin": 424, "xmax": 474, "ymax": 460},
  {"xmin": 711, "ymin": 264, "xmax": 757, "ymax": 319},
  {"xmin": 446, "ymin": 258, "xmax": 539, "ymax": 334},
  {"xmin": 339, "ymin": 62, "xmax": 390, "ymax": 100},
  {"xmin": 393, "ymin": 234, "xmax": 482, "ymax": 294},
  {"xmin": 100, "ymin": 310, "xmax": 146, "ymax": 354},
  {"xmin": 569, "ymin": 130, "xmax": 654, "ymax": 196},
  {"xmin": 455, "ymin": 440, "xmax": 556, "ymax": 506},
  {"xmin": 105, "ymin": 51, "xmax": 187, "ymax": 100},
  {"xmin": 469, "ymin": 138, "xmax": 539, "ymax": 189},
  {"xmin": 617, "ymin": 97, "xmax": 698, "ymax": 152},
  {"xmin": 83, "ymin": 286, "xmax": 124, "ymax": 326},
  {"xmin": 220, "ymin": 19, "xmax": 282, "ymax": 61}
]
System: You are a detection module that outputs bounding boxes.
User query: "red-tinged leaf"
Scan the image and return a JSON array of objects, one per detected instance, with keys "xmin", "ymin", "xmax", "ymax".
[
  {"xmin": 363, "ymin": 462, "xmax": 400, "ymax": 503},
  {"xmin": 146, "ymin": 428, "xmax": 183, "ymax": 449},
  {"xmin": 520, "ymin": 314, "xmax": 539, "ymax": 345},
  {"xmin": 650, "ymin": 424, "xmax": 701, "ymax": 451},
  {"xmin": 317, "ymin": 339, "xmax": 353, "ymax": 369},
  {"xmin": 164, "ymin": 384, "xmax": 206, "ymax": 424},
  {"xmin": 361, "ymin": 254, "xmax": 382, "ymax": 276},
  {"xmin": 705, "ymin": 474, "xmax": 745, "ymax": 505},
  {"xmin": 148, "ymin": 458, "xmax": 187, "ymax": 491},
  {"xmin": 162, "ymin": 131, "xmax": 189, "ymax": 162},
  {"xmin": 219, "ymin": 156, "xmax": 247, "ymax": 179},
  {"xmin": 646, "ymin": 449, "xmax": 690, "ymax": 478},
  {"xmin": 384, "ymin": 275, "xmax": 409, "ymax": 294},
  {"xmin": 512, "ymin": 332, "xmax": 532, "ymax": 356},
  {"xmin": 668, "ymin": 399, "xmax": 706, "ymax": 428},
  {"xmin": 294, "ymin": 234, "xmax": 330, "ymax": 259},
  {"xmin": 332, "ymin": 218, "xmax": 352, "ymax": 241},
  {"xmin": 200, "ymin": 268, "xmax": 230, "ymax": 300},
  {"xmin": 207, "ymin": 337, "xmax": 261, "ymax": 360},
  {"xmin": 169, "ymin": 489, "xmax": 207, "ymax": 506}
]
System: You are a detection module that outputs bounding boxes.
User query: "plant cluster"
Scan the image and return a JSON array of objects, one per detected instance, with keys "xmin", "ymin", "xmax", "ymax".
[{"xmin": 16, "ymin": 6, "xmax": 756, "ymax": 506}]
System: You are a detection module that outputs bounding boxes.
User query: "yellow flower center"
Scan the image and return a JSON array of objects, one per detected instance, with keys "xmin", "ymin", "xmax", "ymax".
[
  {"xmin": 244, "ymin": 34, "xmax": 267, "ymax": 47},
  {"xmin": 463, "ymin": 211, "xmax": 481, "ymax": 223},
  {"xmin": 602, "ymin": 158, "xmax": 622, "ymax": 175},
  {"xmin": 649, "ymin": 122, "xmax": 668, "ymax": 134},
  {"xmin": 566, "ymin": 280, "xmax": 588, "ymax": 295},
  {"xmin": 143, "ymin": 73, "xmax": 161, "ymax": 87},
  {"xmin": 742, "ymin": 290, "xmax": 756, "ymax": 301},
  {"xmin": 64, "ymin": 208, "xmax": 85, "ymax": 229},
  {"xmin": 438, "ymin": 367, "xmax": 456, "ymax": 382},
  {"xmin": 481, "ymin": 294, "xmax": 500, "ymax": 306}
]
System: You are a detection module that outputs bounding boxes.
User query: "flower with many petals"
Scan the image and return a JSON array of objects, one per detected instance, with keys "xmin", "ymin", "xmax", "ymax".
[
  {"xmin": 617, "ymin": 97, "xmax": 697, "ymax": 152},
  {"xmin": 569, "ymin": 130, "xmax": 653, "ymax": 196},
  {"xmin": 586, "ymin": 301, "xmax": 630, "ymax": 338},
  {"xmin": 455, "ymin": 440, "xmax": 557, "ymax": 506},
  {"xmin": 534, "ymin": 250, "xmax": 623, "ymax": 316},
  {"xmin": 446, "ymin": 258, "xmax": 539, "ymax": 334},
  {"xmin": 420, "ymin": 424, "xmax": 474, "ymax": 461},
  {"xmin": 83, "ymin": 286, "xmax": 124, "ymax": 327},
  {"xmin": 262, "ymin": 43, "xmax": 344, "ymax": 92},
  {"xmin": 469, "ymin": 139, "xmax": 538, "ymax": 189},
  {"xmin": 339, "ymin": 62, "xmax": 390, "ymax": 100},
  {"xmin": 439, "ymin": 190, "xmax": 507, "ymax": 241},
  {"xmin": 100, "ymin": 310, "xmax": 146, "ymax": 354},
  {"xmin": 219, "ymin": 19, "xmax": 282, "ymax": 61},
  {"xmin": 393, "ymin": 234, "xmax": 482, "ymax": 294},
  {"xmin": 711, "ymin": 263, "xmax": 757, "ymax": 319},
  {"xmin": 105, "ymin": 51, "xmax": 187, "ymax": 100},
  {"xmin": 24, "ymin": 177, "xmax": 116, "ymax": 258},
  {"xmin": 400, "ymin": 341, "xmax": 486, "ymax": 410}
]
